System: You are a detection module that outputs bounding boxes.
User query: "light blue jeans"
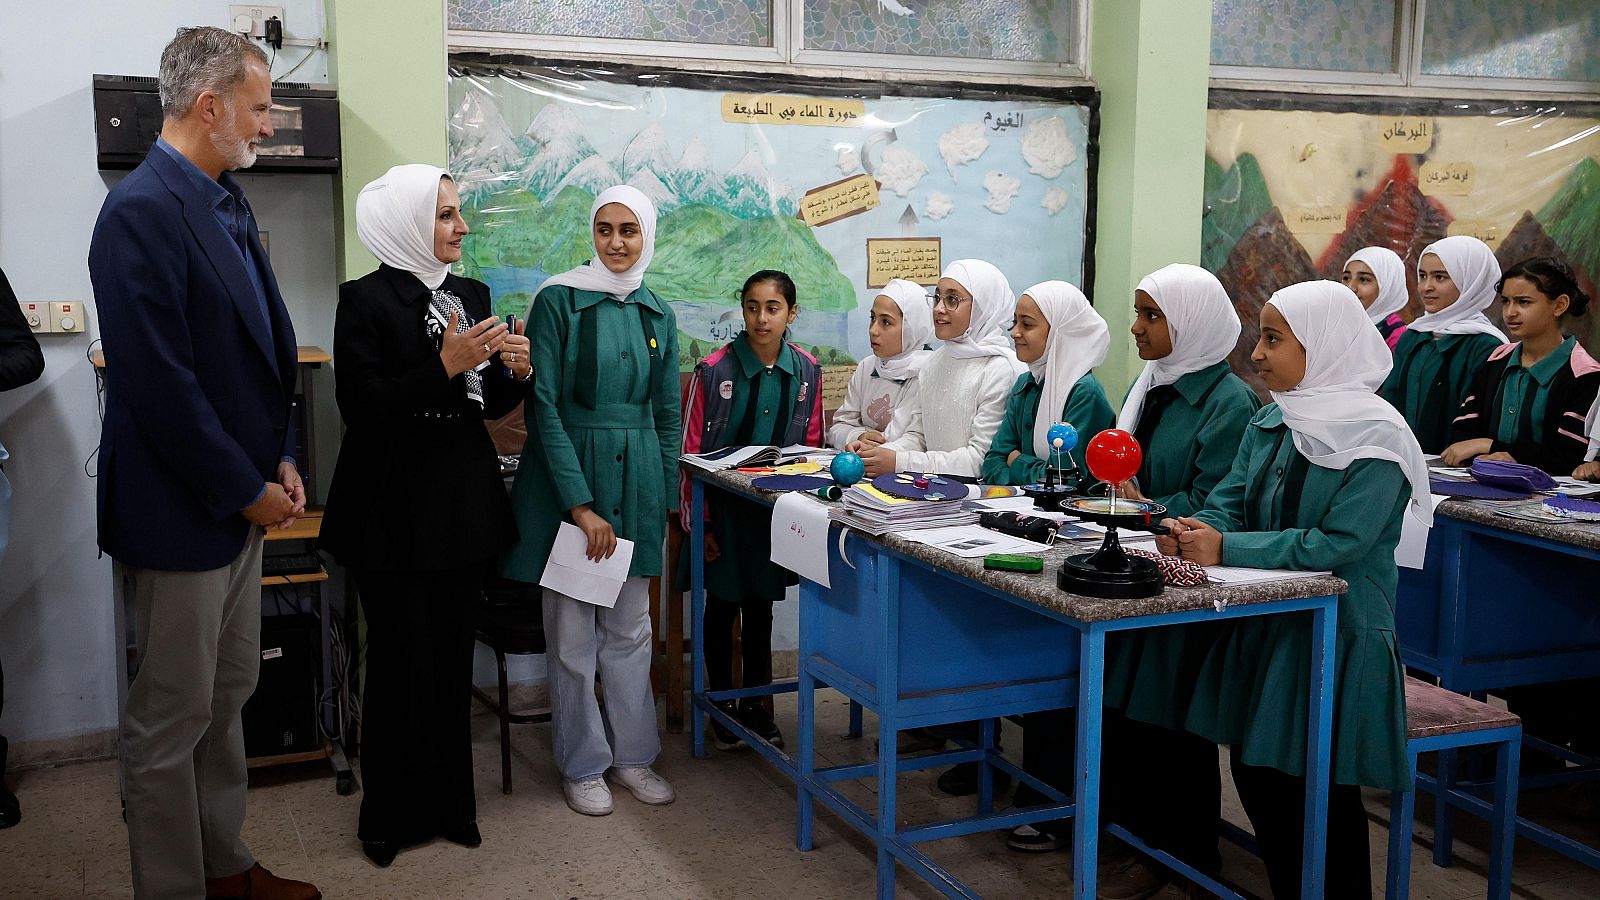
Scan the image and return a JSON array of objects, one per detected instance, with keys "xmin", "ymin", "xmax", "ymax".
[{"xmin": 543, "ymin": 576, "xmax": 661, "ymax": 781}]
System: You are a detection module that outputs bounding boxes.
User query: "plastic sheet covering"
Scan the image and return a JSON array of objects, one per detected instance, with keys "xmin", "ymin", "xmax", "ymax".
[
  {"xmin": 445, "ymin": 61, "xmax": 1097, "ymax": 373},
  {"xmin": 1203, "ymin": 91, "xmax": 1600, "ymax": 396}
]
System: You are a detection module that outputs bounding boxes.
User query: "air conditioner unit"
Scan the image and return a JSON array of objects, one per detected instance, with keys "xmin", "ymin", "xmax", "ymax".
[{"xmin": 92, "ymin": 74, "xmax": 340, "ymax": 174}]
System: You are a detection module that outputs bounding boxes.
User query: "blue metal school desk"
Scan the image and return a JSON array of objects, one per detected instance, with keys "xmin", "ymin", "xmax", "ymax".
[
  {"xmin": 1398, "ymin": 498, "xmax": 1600, "ymax": 872},
  {"xmin": 687, "ymin": 469, "xmax": 1348, "ymax": 900}
]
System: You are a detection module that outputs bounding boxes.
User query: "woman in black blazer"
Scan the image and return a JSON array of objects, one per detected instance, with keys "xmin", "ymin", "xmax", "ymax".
[{"xmin": 320, "ymin": 165, "xmax": 531, "ymax": 867}]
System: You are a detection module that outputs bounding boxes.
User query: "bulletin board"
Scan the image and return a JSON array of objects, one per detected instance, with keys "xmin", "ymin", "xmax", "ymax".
[
  {"xmin": 446, "ymin": 60, "xmax": 1099, "ymax": 381},
  {"xmin": 1203, "ymin": 91, "xmax": 1600, "ymax": 396}
]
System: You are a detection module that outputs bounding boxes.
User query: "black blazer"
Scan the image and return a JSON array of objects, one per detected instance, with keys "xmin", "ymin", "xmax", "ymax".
[
  {"xmin": 89, "ymin": 147, "xmax": 298, "ymax": 570},
  {"xmin": 1448, "ymin": 339, "xmax": 1600, "ymax": 475},
  {"xmin": 320, "ymin": 265, "xmax": 525, "ymax": 572}
]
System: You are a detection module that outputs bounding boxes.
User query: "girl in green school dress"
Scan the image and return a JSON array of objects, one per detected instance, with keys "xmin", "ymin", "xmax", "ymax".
[
  {"xmin": 980, "ymin": 280, "xmax": 1114, "ymax": 484},
  {"xmin": 1380, "ymin": 235, "xmax": 1506, "ymax": 453},
  {"xmin": 679, "ymin": 271, "xmax": 825, "ymax": 752},
  {"xmin": 1081, "ymin": 264, "xmax": 1259, "ymax": 889},
  {"xmin": 1161, "ymin": 280, "xmax": 1432, "ymax": 900}
]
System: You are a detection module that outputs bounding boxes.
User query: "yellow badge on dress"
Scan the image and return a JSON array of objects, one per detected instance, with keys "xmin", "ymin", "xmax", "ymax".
[{"xmin": 649, "ymin": 337, "xmax": 658, "ymax": 349}]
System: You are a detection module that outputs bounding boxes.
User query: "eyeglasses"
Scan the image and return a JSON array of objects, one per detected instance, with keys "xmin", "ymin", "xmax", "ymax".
[{"xmin": 927, "ymin": 291, "xmax": 970, "ymax": 311}]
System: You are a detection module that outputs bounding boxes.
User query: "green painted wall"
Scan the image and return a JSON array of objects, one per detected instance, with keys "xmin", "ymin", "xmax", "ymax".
[
  {"xmin": 1090, "ymin": 0, "xmax": 1213, "ymax": 399},
  {"xmin": 327, "ymin": 0, "xmax": 449, "ymax": 281}
]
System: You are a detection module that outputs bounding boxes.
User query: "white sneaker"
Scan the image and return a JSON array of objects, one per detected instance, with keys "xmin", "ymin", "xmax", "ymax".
[
  {"xmin": 562, "ymin": 775, "xmax": 614, "ymax": 816},
  {"xmin": 606, "ymin": 766, "xmax": 676, "ymax": 806}
]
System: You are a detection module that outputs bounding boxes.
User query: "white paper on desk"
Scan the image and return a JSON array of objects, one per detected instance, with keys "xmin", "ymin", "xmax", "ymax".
[
  {"xmin": 1395, "ymin": 494, "xmax": 1449, "ymax": 569},
  {"xmin": 539, "ymin": 521, "xmax": 634, "ymax": 608},
  {"xmin": 1204, "ymin": 565, "xmax": 1330, "ymax": 585},
  {"xmin": 771, "ymin": 492, "xmax": 832, "ymax": 587},
  {"xmin": 898, "ymin": 524, "xmax": 1045, "ymax": 558}
]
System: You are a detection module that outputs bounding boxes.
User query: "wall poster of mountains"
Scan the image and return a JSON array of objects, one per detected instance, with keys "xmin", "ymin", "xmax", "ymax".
[
  {"xmin": 447, "ymin": 64, "xmax": 1095, "ymax": 371},
  {"xmin": 1203, "ymin": 94, "xmax": 1600, "ymax": 397}
]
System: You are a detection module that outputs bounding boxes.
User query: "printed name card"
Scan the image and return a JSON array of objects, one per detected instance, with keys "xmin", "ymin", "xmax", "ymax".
[
  {"xmin": 1378, "ymin": 117, "xmax": 1434, "ymax": 153},
  {"xmin": 865, "ymin": 237, "xmax": 942, "ymax": 286},
  {"xmin": 820, "ymin": 364, "xmax": 856, "ymax": 412},
  {"xmin": 722, "ymin": 94, "xmax": 865, "ymax": 127},
  {"xmin": 771, "ymin": 492, "xmax": 833, "ymax": 587},
  {"xmin": 1419, "ymin": 161, "xmax": 1476, "ymax": 196},
  {"xmin": 1284, "ymin": 206, "xmax": 1349, "ymax": 234},
  {"xmin": 800, "ymin": 174, "xmax": 881, "ymax": 227},
  {"xmin": 1447, "ymin": 219, "xmax": 1501, "ymax": 246}
]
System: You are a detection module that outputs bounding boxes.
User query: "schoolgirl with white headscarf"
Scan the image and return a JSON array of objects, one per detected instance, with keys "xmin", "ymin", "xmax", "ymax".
[
  {"xmin": 324, "ymin": 162, "xmax": 530, "ymax": 866},
  {"xmin": 978, "ymin": 281, "xmax": 1115, "ymax": 483},
  {"xmin": 1380, "ymin": 235, "xmax": 1509, "ymax": 452},
  {"xmin": 500, "ymin": 183, "xmax": 681, "ymax": 817},
  {"xmin": 829, "ymin": 279, "xmax": 936, "ymax": 449},
  {"xmin": 1171, "ymin": 281, "xmax": 1425, "ymax": 898},
  {"xmin": 1344, "ymin": 246, "xmax": 1411, "ymax": 350},
  {"xmin": 873, "ymin": 260, "xmax": 1028, "ymax": 477}
]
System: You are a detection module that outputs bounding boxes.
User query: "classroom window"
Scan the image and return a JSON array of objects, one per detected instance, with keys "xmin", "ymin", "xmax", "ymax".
[
  {"xmin": 801, "ymin": 0, "xmax": 1077, "ymax": 65},
  {"xmin": 447, "ymin": 0, "xmax": 774, "ymax": 47},
  {"xmin": 1418, "ymin": 0, "xmax": 1600, "ymax": 83},
  {"xmin": 1211, "ymin": 0, "xmax": 1397, "ymax": 74}
]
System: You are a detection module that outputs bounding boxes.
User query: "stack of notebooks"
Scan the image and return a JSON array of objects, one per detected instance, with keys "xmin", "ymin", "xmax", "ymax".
[
  {"xmin": 680, "ymin": 444, "xmax": 828, "ymax": 473},
  {"xmin": 830, "ymin": 483, "xmax": 978, "ymax": 536}
]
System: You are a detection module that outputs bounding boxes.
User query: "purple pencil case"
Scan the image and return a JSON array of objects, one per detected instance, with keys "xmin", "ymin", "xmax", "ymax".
[{"xmin": 1470, "ymin": 458, "xmax": 1557, "ymax": 493}]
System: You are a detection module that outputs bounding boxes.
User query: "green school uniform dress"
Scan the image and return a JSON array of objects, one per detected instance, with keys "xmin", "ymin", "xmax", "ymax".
[
  {"xmin": 1494, "ymin": 338, "xmax": 1576, "ymax": 445},
  {"xmin": 501, "ymin": 284, "xmax": 680, "ymax": 583},
  {"xmin": 1182, "ymin": 404, "xmax": 1412, "ymax": 791},
  {"xmin": 1103, "ymin": 361, "xmax": 1261, "ymax": 726},
  {"xmin": 691, "ymin": 336, "xmax": 809, "ymax": 605},
  {"xmin": 1380, "ymin": 330, "xmax": 1501, "ymax": 453},
  {"xmin": 980, "ymin": 372, "xmax": 1115, "ymax": 485}
]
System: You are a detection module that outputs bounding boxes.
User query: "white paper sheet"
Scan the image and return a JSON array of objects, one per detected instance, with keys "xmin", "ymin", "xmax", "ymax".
[
  {"xmin": 1203, "ymin": 565, "xmax": 1331, "ymax": 585},
  {"xmin": 897, "ymin": 524, "xmax": 1046, "ymax": 558},
  {"xmin": 771, "ymin": 491, "xmax": 833, "ymax": 587},
  {"xmin": 539, "ymin": 521, "xmax": 635, "ymax": 608},
  {"xmin": 1395, "ymin": 494, "xmax": 1450, "ymax": 569}
]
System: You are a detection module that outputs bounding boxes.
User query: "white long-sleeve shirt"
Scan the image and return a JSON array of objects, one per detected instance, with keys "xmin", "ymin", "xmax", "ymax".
[
  {"xmin": 827, "ymin": 357, "xmax": 921, "ymax": 450},
  {"xmin": 879, "ymin": 348, "xmax": 1018, "ymax": 476}
]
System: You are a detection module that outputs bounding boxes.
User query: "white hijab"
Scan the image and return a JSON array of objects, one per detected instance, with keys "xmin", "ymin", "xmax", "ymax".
[
  {"xmin": 872, "ymin": 279, "xmax": 936, "ymax": 382},
  {"xmin": 1267, "ymin": 281, "xmax": 1432, "ymax": 526},
  {"xmin": 1407, "ymin": 236, "xmax": 1507, "ymax": 341},
  {"xmin": 940, "ymin": 259, "xmax": 1021, "ymax": 369},
  {"xmin": 535, "ymin": 185, "xmax": 659, "ymax": 302},
  {"xmin": 1347, "ymin": 246, "xmax": 1410, "ymax": 325},
  {"xmin": 1023, "ymin": 281, "xmax": 1109, "ymax": 460},
  {"xmin": 355, "ymin": 164, "xmax": 453, "ymax": 290},
  {"xmin": 1115, "ymin": 264, "xmax": 1241, "ymax": 433}
]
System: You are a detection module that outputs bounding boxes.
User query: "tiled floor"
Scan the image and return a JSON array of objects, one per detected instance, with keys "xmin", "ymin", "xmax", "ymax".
[{"xmin": 3, "ymin": 693, "xmax": 1599, "ymax": 898}]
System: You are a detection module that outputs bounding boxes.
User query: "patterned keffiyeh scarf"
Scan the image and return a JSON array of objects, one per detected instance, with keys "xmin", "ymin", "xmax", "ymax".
[{"xmin": 425, "ymin": 288, "xmax": 484, "ymax": 408}]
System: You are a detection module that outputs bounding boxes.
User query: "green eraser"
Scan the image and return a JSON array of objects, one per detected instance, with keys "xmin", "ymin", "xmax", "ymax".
[{"xmin": 983, "ymin": 553, "xmax": 1044, "ymax": 573}]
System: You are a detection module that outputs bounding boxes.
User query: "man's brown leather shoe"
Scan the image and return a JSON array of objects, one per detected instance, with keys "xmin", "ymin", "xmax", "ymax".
[{"xmin": 204, "ymin": 863, "xmax": 321, "ymax": 900}]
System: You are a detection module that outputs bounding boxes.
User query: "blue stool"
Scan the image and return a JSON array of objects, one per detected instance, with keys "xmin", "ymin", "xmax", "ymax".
[{"xmin": 1391, "ymin": 676, "xmax": 1521, "ymax": 900}]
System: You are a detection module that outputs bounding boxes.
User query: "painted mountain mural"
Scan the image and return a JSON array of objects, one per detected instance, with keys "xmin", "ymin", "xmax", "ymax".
[
  {"xmin": 1316, "ymin": 157, "xmax": 1452, "ymax": 320},
  {"xmin": 1202, "ymin": 154, "xmax": 1274, "ymax": 273},
  {"xmin": 1490, "ymin": 158, "xmax": 1600, "ymax": 354},
  {"xmin": 1216, "ymin": 206, "xmax": 1319, "ymax": 398}
]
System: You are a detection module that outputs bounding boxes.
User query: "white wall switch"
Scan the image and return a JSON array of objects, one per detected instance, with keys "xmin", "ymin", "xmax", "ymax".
[
  {"xmin": 50, "ymin": 301, "xmax": 85, "ymax": 334},
  {"xmin": 229, "ymin": 5, "xmax": 285, "ymax": 39},
  {"xmin": 20, "ymin": 301, "xmax": 51, "ymax": 333}
]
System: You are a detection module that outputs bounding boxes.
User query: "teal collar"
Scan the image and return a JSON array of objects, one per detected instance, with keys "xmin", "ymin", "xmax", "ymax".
[{"xmin": 732, "ymin": 332, "xmax": 797, "ymax": 379}]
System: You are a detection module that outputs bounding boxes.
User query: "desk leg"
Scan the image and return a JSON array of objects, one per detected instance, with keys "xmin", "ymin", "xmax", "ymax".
[
  {"xmin": 977, "ymin": 717, "xmax": 997, "ymax": 817},
  {"xmin": 848, "ymin": 700, "xmax": 863, "ymax": 739},
  {"xmin": 797, "ymin": 579, "xmax": 817, "ymax": 852},
  {"xmin": 664, "ymin": 525, "xmax": 685, "ymax": 734},
  {"xmin": 690, "ymin": 480, "xmax": 707, "ymax": 759},
  {"xmin": 1300, "ymin": 598, "xmax": 1335, "ymax": 900},
  {"xmin": 876, "ymin": 552, "xmax": 901, "ymax": 900},
  {"xmin": 1072, "ymin": 625, "xmax": 1106, "ymax": 900},
  {"xmin": 1489, "ymin": 733, "xmax": 1520, "ymax": 900}
]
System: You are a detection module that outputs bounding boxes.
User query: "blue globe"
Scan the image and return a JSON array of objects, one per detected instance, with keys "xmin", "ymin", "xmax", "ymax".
[
  {"xmin": 1047, "ymin": 422, "xmax": 1078, "ymax": 453},
  {"xmin": 830, "ymin": 451, "xmax": 865, "ymax": 486}
]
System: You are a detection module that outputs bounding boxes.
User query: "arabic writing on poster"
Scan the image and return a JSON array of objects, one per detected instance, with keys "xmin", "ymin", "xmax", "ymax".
[
  {"xmin": 1378, "ymin": 117, "xmax": 1433, "ymax": 153},
  {"xmin": 1284, "ymin": 206, "xmax": 1349, "ymax": 234},
  {"xmin": 1447, "ymin": 219, "xmax": 1501, "ymax": 247},
  {"xmin": 820, "ymin": 364, "xmax": 856, "ymax": 411},
  {"xmin": 799, "ymin": 174, "xmax": 881, "ymax": 227},
  {"xmin": 1419, "ymin": 160, "xmax": 1476, "ymax": 196},
  {"xmin": 721, "ymin": 93, "xmax": 865, "ymax": 127},
  {"xmin": 983, "ymin": 111, "xmax": 1027, "ymax": 132},
  {"xmin": 865, "ymin": 238, "xmax": 942, "ymax": 287}
]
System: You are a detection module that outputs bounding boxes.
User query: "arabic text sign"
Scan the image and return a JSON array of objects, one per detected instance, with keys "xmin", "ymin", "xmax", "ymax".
[
  {"xmin": 1447, "ymin": 219, "xmax": 1501, "ymax": 247},
  {"xmin": 1284, "ymin": 206, "xmax": 1349, "ymax": 234},
  {"xmin": 721, "ymin": 94, "xmax": 865, "ymax": 127},
  {"xmin": 1419, "ymin": 160, "xmax": 1476, "ymax": 196},
  {"xmin": 1378, "ymin": 117, "xmax": 1434, "ymax": 153},
  {"xmin": 800, "ymin": 174, "xmax": 881, "ymax": 228},
  {"xmin": 865, "ymin": 237, "xmax": 942, "ymax": 287}
]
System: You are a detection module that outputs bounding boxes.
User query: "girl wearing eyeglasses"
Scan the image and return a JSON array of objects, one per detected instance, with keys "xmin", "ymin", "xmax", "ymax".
[{"xmin": 855, "ymin": 259, "xmax": 1025, "ymax": 478}]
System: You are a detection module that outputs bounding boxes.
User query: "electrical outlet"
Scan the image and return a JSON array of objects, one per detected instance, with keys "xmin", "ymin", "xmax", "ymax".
[
  {"xmin": 19, "ymin": 301, "xmax": 50, "ymax": 333},
  {"xmin": 229, "ymin": 5, "xmax": 285, "ymax": 39},
  {"xmin": 51, "ymin": 301, "xmax": 85, "ymax": 334}
]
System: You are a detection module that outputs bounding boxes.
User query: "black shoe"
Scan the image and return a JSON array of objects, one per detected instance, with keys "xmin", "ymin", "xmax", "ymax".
[
  {"xmin": 362, "ymin": 840, "xmax": 399, "ymax": 868},
  {"xmin": 738, "ymin": 701, "xmax": 784, "ymax": 748},
  {"xmin": 711, "ymin": 702, "xmax": 745, "ymax": 752},
  {"xmin": 441, "ymin": 821, "xmax": 481, "ymax": 848},
  {"xmin": 1006, "ymin": 823, "xmax": 1067, "ymax": 853},
  {"xmin": 0, "ymin": 782, "xmax": 18, "ymax": 829},
  {"xmin": 936, "ymin": 762, "xmax": 1013, "ymax": 797}
]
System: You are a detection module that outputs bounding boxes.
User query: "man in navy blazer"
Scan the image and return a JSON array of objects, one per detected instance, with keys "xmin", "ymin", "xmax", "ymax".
[{"xmin": 89, "ymin": 26, "xmax": 318, "ymax": 900}]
